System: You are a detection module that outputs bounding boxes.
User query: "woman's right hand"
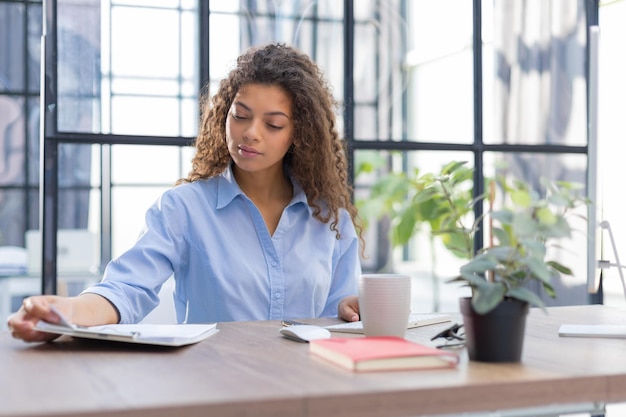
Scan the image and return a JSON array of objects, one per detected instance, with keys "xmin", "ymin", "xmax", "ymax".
[{"xmin": 7, "ymin": 295, "xmax": 73, "ymax": 343}]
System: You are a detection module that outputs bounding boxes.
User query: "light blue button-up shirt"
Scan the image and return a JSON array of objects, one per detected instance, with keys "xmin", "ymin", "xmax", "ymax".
[{"xmin": 85, "ymin": 165, "xmax": 361, "ymax": 324}]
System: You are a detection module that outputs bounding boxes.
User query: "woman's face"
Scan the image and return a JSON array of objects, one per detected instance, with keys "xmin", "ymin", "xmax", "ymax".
[{"xmin": 225, "ymin": 83, "xmax": 294, "ymax": 175}]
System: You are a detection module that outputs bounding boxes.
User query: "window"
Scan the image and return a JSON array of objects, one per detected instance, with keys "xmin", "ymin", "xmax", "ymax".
[{"xmin": 0, "ymin": 0, "xmax": 601, "ymax": 313}]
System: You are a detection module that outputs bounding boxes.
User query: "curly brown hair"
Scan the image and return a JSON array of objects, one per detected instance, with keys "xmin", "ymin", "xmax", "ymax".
[{"xmin": 179, "ymin": 43, "xmax": 363, "ymax": 245}]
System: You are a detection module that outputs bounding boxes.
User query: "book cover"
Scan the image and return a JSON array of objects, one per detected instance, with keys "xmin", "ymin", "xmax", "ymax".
[{"xmin": 309, "ymin": 336, "xmax": 459, "ymax": 372}]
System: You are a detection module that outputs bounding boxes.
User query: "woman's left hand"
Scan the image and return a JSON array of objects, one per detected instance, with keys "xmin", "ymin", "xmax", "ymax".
[{"xmin": 338, "ymin": 295, "xmax": 360, "ymax": 322}]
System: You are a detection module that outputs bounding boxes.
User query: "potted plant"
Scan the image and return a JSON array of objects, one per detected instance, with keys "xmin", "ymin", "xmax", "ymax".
[
  {"xmin": 451, "ymin": 166, "xmax": 589, "ymax": 362},
  {"xmin": 358, "ymin": 159, "xmax": 590, "ymax": 362}
]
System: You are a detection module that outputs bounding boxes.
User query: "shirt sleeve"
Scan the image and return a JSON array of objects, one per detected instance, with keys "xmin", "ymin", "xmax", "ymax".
[
  {"xmin": 83, "ymin": 190, "xmax": 186, "ymax": 324},
  {"xmin": 320, "ymin": 209, "xmax": 361, "ymax": 317}
]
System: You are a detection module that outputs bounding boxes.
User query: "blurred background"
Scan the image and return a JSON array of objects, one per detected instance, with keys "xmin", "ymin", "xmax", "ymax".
[{"xmin": 0, "ymin": 0, "xmax": 625, "ymax": 326}]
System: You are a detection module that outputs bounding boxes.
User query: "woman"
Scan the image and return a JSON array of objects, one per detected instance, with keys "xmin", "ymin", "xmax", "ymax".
[{"xmin": 8, "ymin": 43, "xmax": 363, "ymax": 342}]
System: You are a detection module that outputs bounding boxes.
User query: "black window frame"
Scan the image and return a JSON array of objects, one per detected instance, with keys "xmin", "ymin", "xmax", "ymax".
[{"xmin": 39, "ymin": 0, "xmax": 601, "ymax": 303}]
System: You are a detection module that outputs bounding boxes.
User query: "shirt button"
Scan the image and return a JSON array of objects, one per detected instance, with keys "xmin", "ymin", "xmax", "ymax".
[
  {"xmin": 274, "ymin": 292, "xmax": 282, "ymax": 299},
  {"xmin": 271, "ymin": 261, "xmax": 278, "ymax": 267}
]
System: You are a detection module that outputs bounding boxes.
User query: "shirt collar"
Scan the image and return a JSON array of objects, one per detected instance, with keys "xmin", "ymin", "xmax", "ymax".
[{"xmin": 216, "ymin": 163, "xmax": 309, "ymax": 211}]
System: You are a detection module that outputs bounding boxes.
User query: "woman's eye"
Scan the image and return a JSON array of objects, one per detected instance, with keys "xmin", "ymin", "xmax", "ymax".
[
  {"xmin": 232, "ymin": 112, "xmax": 247, "ymax": 120},
  {"xmin": 267, "ymin": 124, "xmax": 283, "ymax": 130}
]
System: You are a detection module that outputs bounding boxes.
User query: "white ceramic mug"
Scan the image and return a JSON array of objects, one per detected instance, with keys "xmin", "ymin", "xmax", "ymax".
[{"xmin": 358, "ymin": 274, "xmax": 411, "ymax": 338}]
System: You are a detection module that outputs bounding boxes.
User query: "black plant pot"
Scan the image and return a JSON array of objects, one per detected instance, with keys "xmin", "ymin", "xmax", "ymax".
[{"xmin": 459, "ymin": 297, "xmax": 529, "ymax": 363}]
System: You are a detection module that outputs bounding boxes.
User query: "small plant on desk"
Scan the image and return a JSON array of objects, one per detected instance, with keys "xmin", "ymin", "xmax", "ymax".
[{"xmin": 442, "ymin": 162, "xmax": 590, "ymax": 362}]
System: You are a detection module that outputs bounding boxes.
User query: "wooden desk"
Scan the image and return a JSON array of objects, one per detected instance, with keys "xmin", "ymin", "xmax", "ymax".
[{"xmin": 1, "ymin": 305, "xmax": 626, "ymax": 417}]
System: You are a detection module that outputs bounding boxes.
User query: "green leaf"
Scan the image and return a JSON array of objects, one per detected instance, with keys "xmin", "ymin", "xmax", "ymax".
[
  {"xmin": 512, "ymin": 212, "xmax": 539, "ymax": 237},
  {"xmin": 485, "ymin": 246, "xmax": 520, "ymax": 263},
  {"xmin": 416, "ymin": 195, "xmax": 445, "ymax": 221},
  {"xmin": 490, "ymin": 210, "xmax": 514, "ymax": 225},
  {"xmin": 526, "ymin": 257, "xmax": 552, "ymax": 284},
  {"xmin": 507, "ymin": 287, "xmax": 546, "ymax": 311},
  {"xmin": 547, "ymin": 261, "xmax": 573, "ymax": 276},
  {"xmin": 413, "ymin": 187, "xmax": 439, "ymax": 205},
  {"xmin": 356, "ymin": 197, "xmax": 386, "ymax": 221},
  {"xmin": 541, "ymin": 216, "xmax": 572, "ymax": 239},
  {"xmin": 542, "ymin": 281, "xmax": 557, "ymax": 298},
  {"xmin": 460, "ymin": 255, "xmax": 498, "ymax": 274},
  {"xmin": 441, "ymin": 160, "xmax": 468, "ymax": 175},
  {"xmin": 536, "ymin": 207, "xmax": 557, "ymax": 225},
  {"xmin": 441, "ymin": 230, "xmax": 473, "ymax": 259},
  {"xmin": 459, "ymin": 271, "xmax": 490, "ymax": 287},
  {"xmin": 511, "ymin": 189, "xmax": 532, "ymax": 208},
  {"xmin": 471, "ymin": 283, "xmax": 507, "ymax": 314},
  {"xmin": 353, "ymin": 150, "xmax": 386, "ymax": 175},
  {"xmin": 392, "ymin": 204, "xmax": 419, "ymax": 245},
  {"xmin": 491, "ymin": 227, "xmax": 511, "ymax": 246},
  {"xmin": 521, "ymin": 239, "xmax": 546, "ymax": 259}
]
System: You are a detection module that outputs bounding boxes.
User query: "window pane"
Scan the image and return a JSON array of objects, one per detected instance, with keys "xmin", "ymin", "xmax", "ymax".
[
  {"xmin": 484, "ymin": 1, "xmax": 586, "ymax": 145},
  {"xmin": 0, "ymin": 3, "xmax": 25, "ymax": 92},
  {"xmin": 111, "ymin": 145, "xmax": 184, "ymax": 184},
  {"xmin": 111, "ymin": 186, "xmax": 169, "ymax": 257},
  {"xmin": 87, "ymin": 188, "xmax": 101, "ymax": 235},
  {"xmin": 353, "ymin": 0, "xmax": 473, "ymax": 143},
  {"xmin": 313, "ymin": 21, "xmax": 344, "ymax": 103},
  {"xmin": 353, "ymin": 23, "xmax": 378, "ymax": 104},
  {"xmin": 57, "ymin": 0, "xmax": 101, "ymax": 133},
  {"xmin": 89, "ymin": 144, "xmax": 101, "ymax": 187},
  {"xmin": 27, "ymin": 97, "xmax": 39, "ymax": 186},
  {"xmin": 110, "ymin": 96, "xmax": 186, "ymax": 136},
  {"xmin": 27, "ymin": 4, "xmax": 42, "ymax": 93},
  {"xmin": 52, "ymin": 144, "xmax": 95, "ymax": 261},
  {"xmin": 58, "ymin": 189, "xmax": 92, "ymax": 229},
  {"xmin": 354, "ymin": 106, "xmax": 377, "ymax": 140},
  {"xmin": 209, "ymin": 14, "xmax": 242, "ymax": 79},
  {"xmin": 405, "ymin": 0, "xmax": 474, "ymax": 143},
  {"xmin": 112, "ymin": 0, "xmax": 182, "ymax": 9},
  {"xmin": 58, "ymin": 143, "xmax": 93, "ymax": 187},
  {"xmin": 56, "ymin": 0, "xmax": 199, "ymax": 137},
  {"xmin": 0, "ymin": 190, "xmax": 27, "ymax": 246},
  {"xmin": 28, "ymin": 189, "xmax": 39, "ymax": 231},
  {"xmin": 0, "ymin": 3, "xmax": 40, "ymax": 249},
  {"xmin": 209, "ymin": 0, "xmax": 341, "ymax": 18},
  {"xmin": 317, "ymin": 1, "xmax": 343, "ymax": 18},
  {"xmin": 0, "ymin": 96, "xmax": 26, "ymax": 187},
  {"xmin": 181, "ymin": 145, "xmax": 194, "ymax": 175},
  {"xmin": 110, "ymin": 7, "xmax": 182, "ymax": 78}
]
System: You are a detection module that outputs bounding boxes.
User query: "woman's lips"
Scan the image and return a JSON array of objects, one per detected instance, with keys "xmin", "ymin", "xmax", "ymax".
[{"xmin": 238, "ymin": 145, "xmax": 261, "ymax": 157}]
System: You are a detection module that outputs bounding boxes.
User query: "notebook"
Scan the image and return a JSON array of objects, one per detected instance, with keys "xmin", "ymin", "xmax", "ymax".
[
  {"xmin": 325, "ymin": 313, "xmax": 451, "ymax": 334},
  {"xmin": 309, "ymin": 336, "xmax": 459, "ymax": 372}
]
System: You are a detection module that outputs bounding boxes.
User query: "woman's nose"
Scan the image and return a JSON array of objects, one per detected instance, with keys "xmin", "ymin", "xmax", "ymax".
[{"xmin": 243, "ymin": 119, "xmax": 262, "ymax": 142}]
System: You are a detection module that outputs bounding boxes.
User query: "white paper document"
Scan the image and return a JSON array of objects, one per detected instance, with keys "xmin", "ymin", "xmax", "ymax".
[
  {"xmin": 558, "ymin": 324, "xmax": 626, "ymax": 339},
  {"xmin": 35, "ymin": 311, "xmax": 218, "ymax": 347}
]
